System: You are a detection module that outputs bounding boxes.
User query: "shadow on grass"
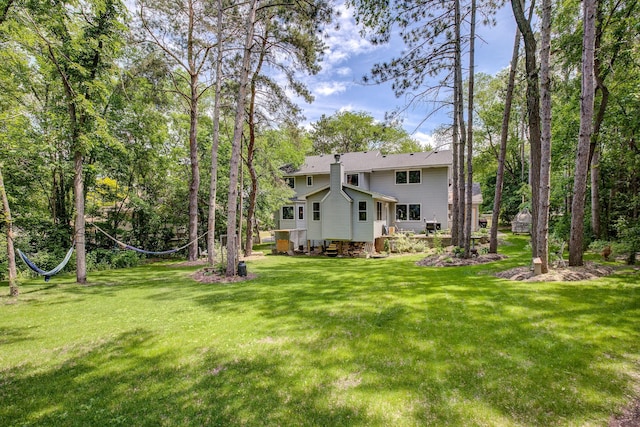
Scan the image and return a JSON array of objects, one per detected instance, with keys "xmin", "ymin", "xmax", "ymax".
[
  {"xmin": 0, "ymin": 329, "xmax": 372, "ymax": 426},
  {"xmin": 2, "ymin": 235, "xmax": 639, "ymax": 426},
  {"xmin": 185, "ymin": 253, "xmax": 640, "ymax": 425}
]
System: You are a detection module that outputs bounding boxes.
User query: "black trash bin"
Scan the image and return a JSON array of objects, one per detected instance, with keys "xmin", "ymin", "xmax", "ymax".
[{"xmin": 237, "ymin": 261, "xmax": 247, "ymax": 277}]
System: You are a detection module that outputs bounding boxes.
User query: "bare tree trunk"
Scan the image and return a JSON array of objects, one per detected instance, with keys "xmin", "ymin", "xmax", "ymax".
[
  {"xmin": 226, "ymin": 0, "xmax": 257, "ymax": 276},
  {"xmin": 590, "ymin": 146, "xmax": 601, "ymax": 237},
  {"xmin": 452, "ymin": 93, "xmax": 460, "ymax": 245},
  {"xmin": 454, "ymin": 0, "xmax": 466, "ymax": 248},
  {"xmin": 1, "ymin": 167, "xmax": 18, "ymax": 296},
  {"xmin": 569, "ymin": 0, "xmax": 596, "ymax": 266},
  {"xmin": 207, "ymin": 0, "xmax": 224, "ymax": 266},
  {"xmin": 188, "ymin": 72, "xmax": 200, "ymax": 261},
  {"xmin": 74, "ymin": 151, "xmax": 86, "ymax": 284},
  {"xmin": 464, "ymin": 0, "xmax": 476, "ymax": 258},
  {"xmin": 538, "ymin": 0, "xmax": 552, "ymax": 273},
  {"xmin": 511, "ymin": 0, "xmax": 541, "ymax": 258},
  {"xmin": 490, "ymin": 26, "xmax": 521, "ymax": 254}
]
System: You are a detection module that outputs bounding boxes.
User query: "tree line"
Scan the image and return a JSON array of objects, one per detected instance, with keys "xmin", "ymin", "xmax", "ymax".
[
  {"xmin": 2, "ymin": 0, "xmax": 640, "ymax": 296},
  {"xmin": 350, "ymin": 0, "xmax": 640, "ymax": 269}
]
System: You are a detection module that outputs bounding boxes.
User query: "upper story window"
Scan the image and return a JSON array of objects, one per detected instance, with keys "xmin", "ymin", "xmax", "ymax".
[
  {"xmin": 306, "ymin": 176, "xmax": 313, "ymax": 186},
  {"xmin": 347, "ymin": 173, "xmax": 359, "ymax": 186},
  {"xmin": 358, "ymin": 201, "xmax": 367, "ymax": 221},
  {"xmin": 282, "ymin": 206, "xmax": 294, "ymax": 220},
  {"xmin": 284, "ymin": 177, "xmax": 295, "ymax": 188},
  {"xmin": 395, "ymin": 170, "xmax": 421, "ymax": 185}
]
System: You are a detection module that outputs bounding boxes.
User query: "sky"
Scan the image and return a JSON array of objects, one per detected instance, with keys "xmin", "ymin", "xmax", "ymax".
[{"xmin": 296, "ymin": 3, "xmax": 519, "ymax": 148}]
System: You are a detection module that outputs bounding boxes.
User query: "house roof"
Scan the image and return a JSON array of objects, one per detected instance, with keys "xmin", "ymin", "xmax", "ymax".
[
  {"xmin": 448, "ymin": 182, "xmax": 483, "ymax": 205},
  {"xmin": 301, "ymin": 184, "xmax": 398, "ymax": 203},
  {"xmin": 286, "ymin": 150, "xmax": 452, "ymax": 176}
]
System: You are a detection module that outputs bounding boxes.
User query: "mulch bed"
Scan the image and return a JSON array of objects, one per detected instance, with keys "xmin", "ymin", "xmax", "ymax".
[
  {"xmin": 191, "ymin": 269, "xmax": 257, "ymax": 284},
  {"xmin": 416, "ymin": 253, "xmax": 508, "ymax": 267}
]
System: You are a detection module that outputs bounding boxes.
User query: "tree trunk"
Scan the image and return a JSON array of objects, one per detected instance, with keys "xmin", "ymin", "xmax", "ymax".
[
  {"xmin": 188, "ymin": 72, "xmax": 200, "ymax": 261},
  {"xmin": 590, "ymin": 145, "xmax": 601, "ymax": 237},
  {"xmin": 451, "ymin": 81, "xmax": 460, "ymax": 246},
  {"xmin": 490, "ymin": 27, "xmax": 521, "ymax": 253},
  {"xmin": 511, "ymin": 0, "xmax": 541, "ymax": 258},
  {"xmin": 569, "ymin": 0, "xmax": 596, "ymax": 266},
  {"xmin": 226, "ymin": 0, "xmax": 257, "ymax": 276},
  {"xmin": 454, "ymin": 0, "xmax": 466, "ymax": 248},
  {"xmin": 464, "ymin": 0, "xmax": 476, "ymax": 258},
  {"xmin": 1, "ymin": 167, "xmax": 18, "ymax": 296},
  {"xmin": 538, "ymin": 0, "xmax": 552, "ymax": 273},
  {"xmin": 74, "ymin": 150, "xmax": 86, "ymax": 284},
  {"xmin": 207, "ymin": 0, "xmax": 224, "ymax": 266}
]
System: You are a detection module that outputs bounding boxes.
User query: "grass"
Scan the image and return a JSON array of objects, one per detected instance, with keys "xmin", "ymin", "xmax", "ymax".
[{"xmin": 1, "ymin": 234, "xmax": 639, "ymax": 426}]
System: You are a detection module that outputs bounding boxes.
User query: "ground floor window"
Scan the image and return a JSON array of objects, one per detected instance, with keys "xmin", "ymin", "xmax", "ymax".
[
  {"xmin": 282, "ymin": 206, "xmax": 294, "ymax": 220},
  {"xmin": 376, "ymin": 202, "xmax": 383, "ymax": 221},
  {"xmin": 358, "ymin": 201, "xmax": 367, "ymax": 221},
  {"xmin": 298, "ymin": 206, "xmax": 304, "ymax": 220},
  {"xmin": 395, "ymin": 203, "xmax": 421, "ymax": 221},
  {"xmin": 312, "ymin": 202, "xmax": 320, "ymax": 221}
]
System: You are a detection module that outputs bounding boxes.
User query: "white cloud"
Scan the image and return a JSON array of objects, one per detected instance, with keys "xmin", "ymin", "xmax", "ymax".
[
  {"xmin": 314, "ymin": 81, "xmax": 348, "ymax": 96},
  {"xmin": 321, "ymin": 3, "xmax": 378, "ymax": 71},
  {"xmin": 412, "ymin": 131, "xmax": 436, "ymax": 149},
  {"xmin": 336, "ymin": 67, "xmax": 352, "ymax": 76}
]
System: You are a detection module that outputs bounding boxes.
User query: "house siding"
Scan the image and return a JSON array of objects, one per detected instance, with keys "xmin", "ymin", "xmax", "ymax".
[
  {"xmin": 305, "ymin": 190, "xmax": 326, "ymax": 241},
  {"xmin": 344, "ymin": 189, "xmax": 374, "ymax": 242},
  {"xmin": 371, "ymin": 167, "xmax": 449, "ymax": 233},
  {"xmin": 321, "ymin": 190, "xmax": 352, "ymax": 240}
]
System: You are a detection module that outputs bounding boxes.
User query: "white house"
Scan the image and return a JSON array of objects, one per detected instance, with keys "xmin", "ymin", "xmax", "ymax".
[{"xmin": 276, "ymin": 150, "xmax": 460, "ymax": 253}]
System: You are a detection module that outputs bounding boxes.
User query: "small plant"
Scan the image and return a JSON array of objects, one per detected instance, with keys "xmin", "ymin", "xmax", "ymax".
[{"xmin": 452, "ymin": 246, "xmax": 465, "ymax": 258}]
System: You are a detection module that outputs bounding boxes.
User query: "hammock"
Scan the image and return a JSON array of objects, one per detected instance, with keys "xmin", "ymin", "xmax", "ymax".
[
  {"xmin": 17, "ymin": 246, "xmax": 75, "ymax": 282},
  {"xmin": 91, "ymin": 222, "xmax": 206, "ymax": 256}
]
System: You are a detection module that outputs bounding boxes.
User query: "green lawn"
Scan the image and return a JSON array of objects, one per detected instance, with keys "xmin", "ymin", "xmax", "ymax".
[{"xmin": 1, "ymin": 235, "xmax": 639, "ymax": 426}]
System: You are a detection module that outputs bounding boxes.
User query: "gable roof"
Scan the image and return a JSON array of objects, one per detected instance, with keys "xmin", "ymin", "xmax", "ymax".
[
  {"xmin": 286, "ymin": 150, "xmax": 452, "ymax": 176},
  {"xmin": 301, "ymin": 183, "xmax": 398, "ymax": 203}
]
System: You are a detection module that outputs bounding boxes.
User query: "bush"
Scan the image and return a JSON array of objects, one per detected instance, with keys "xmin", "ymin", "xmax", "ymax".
[{"xmin": 86, "ymin": 249, "xmax": 143, "ymax": 272}]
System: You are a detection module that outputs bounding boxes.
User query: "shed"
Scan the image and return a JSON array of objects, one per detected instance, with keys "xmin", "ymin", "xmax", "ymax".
[{"xmin": 512, "ymin": 208, "xmax": 532, "ymax": 234}]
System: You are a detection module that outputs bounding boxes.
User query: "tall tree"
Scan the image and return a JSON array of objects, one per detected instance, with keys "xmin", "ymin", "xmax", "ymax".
[
  {"xmin": 136, "ymin": 0, "xmax": 217, "ymax": 261},
  {"xmin": 21, "ymin": 0, "xmax": 126, "ymax": 283},
  {"xmin": 489, "ymin": 26, "xmax": 521, "ymax": 253},
  {"xmin": 463, "ymin": 0, "xmax": 476, "ymax": 257},
  {"xmin": 226, "ymin": 0, "xmax": 258, "ymax": 276},
  {"xmin": 207, "ymin": 0, "xmax": 226, "ymax": 266},
  {"xmin": 569, "ymin": 0, "xmax": 596, "ymax": 265},
  {"xmin": 537, "ymin": 0, "xmax": 552, "ymax": 272},
  {"xmin": 511, "ymin": 0, "xmax": 542, "ymax": 258},
  {"xmin": 454, "ymin": 0, "xmax": 467, "ymax": 248}
]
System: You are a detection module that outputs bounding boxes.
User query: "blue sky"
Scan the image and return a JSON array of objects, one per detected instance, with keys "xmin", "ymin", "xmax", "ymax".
[{"xmin": 296, "ymin": 3, "xmax": 518, "ymax": 148}]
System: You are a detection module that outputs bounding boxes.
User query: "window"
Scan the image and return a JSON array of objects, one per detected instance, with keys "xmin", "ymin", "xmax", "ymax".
[
  {"xmin": 306, "ymin": 176, "xmax": 313, "ymax": 186},
  {"xmin": 376, "ymin": 202, "xmax": 383, "ymax": 221},
  {"xmin": 358, "ymin": 201, "xmax": 367, "ymax": 221},
  {"xmin": 395, "ymin": 203, "xmax": 421, "ymax": 221},
  {"xmin": 347, "ymin": 173, "xmax": 359, "ymax": 186},
  {"xmin": 284, "ymin": 177, "xmax": 295, "ymax": 188},
  {"xmin": 395, "ymin": 170, "xmax": 421, "ymax": 184},
  {"xmin": 282, "ymin": 206, "xmax": 294, "ymax": 220},
  {"xmin": 298, "ymin": 206, "xmax": 304, "ymax": 220},
  {"xmin": 312, "ymin": 202, "xmax": 320, "ymax": 221}
]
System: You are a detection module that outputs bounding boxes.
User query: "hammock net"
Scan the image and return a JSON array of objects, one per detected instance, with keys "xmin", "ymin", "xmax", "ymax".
[
  {"xmin": 17, "ymin": 246, "xmax": 75, "ymax": 282},
  {"xmin": 91, "ymin": 223, "xmax": 205, "ymax": 256}
]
